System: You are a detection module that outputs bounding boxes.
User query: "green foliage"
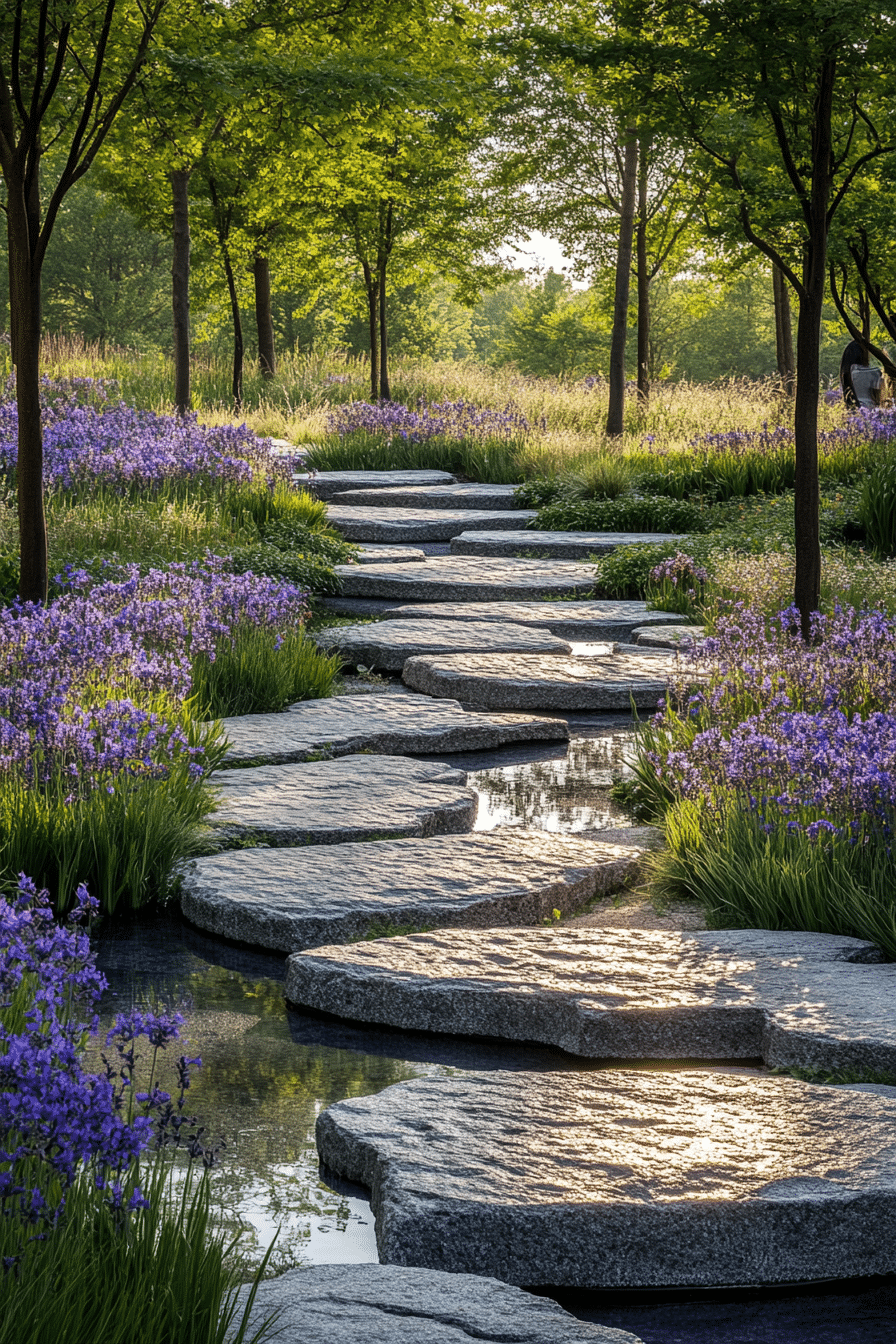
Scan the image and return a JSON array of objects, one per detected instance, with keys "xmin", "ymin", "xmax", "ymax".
[
  {"xmin": 534, "ymin": 493, "xmax": 712, "ymax": 534},
  {"xmin": 592, "ymin": 541, "xmax": 678, "ymax": 598},
  {"xmin": 306, "ymin": 431, "xmax": 543, "ymax": 483},
  {"xmin": 191, "ymin": 624, "xmax": 341, "ymax": 718},
  {"xmin": 496, "ymin": 272, "xmax": 611, "ymax": 378},
  {"xmin": 223, "ymin": 482, "xmax": 329, "ymax": 535},
  {"xmin": 0, "ymin": 1156, "xmax": 278, "ymax": 1344},
  {"xmin": 226, "ymin": 544, "xmax": 343, "ymax": 596},
  {"xmin": 860, "ymin": 455, "xmax": 896, "ymax": 556}
]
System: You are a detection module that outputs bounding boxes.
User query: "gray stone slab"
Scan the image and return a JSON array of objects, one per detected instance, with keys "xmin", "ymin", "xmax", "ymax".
[
  {"xmin": 313, "ymin": 619, "xmax": 572, "ymax": 671},
  {"xmin": 335, "ymin": 556, "xmax": 597, "ymax": 602},
  {"xmin": 632, "ymin": 624, "xmax": 705, "ymax": 648},
  {"xmin": 328, "ymin": 505, "xmax": 538, "ymax": 542},
  {"xmin": 356, "ymin": 545, "xmax": 427, "ymax": 564},
  {"xmin": 181, "ymin": 831, "xmax": 641, "ymax": 952},
  {"xmin": 321, "ymin": 599, "xmax": 684, "ymax": 641},
  {"xmin": 451, "ymin": 530, "xmax": 683, "ymax": 559},
  {"xmin": 295, "ymin": 470, "xmax": 456, "ymax": 501},
  {"xmin": 331, "ymin": 483, "xmax": 522, "ymax": 510},
  {"xmin": 217, "ymin": 694, "xmax": 567, "ymax": 766},
  {"xmin": 316, "ymin": 1068, "xmax": 896, "ymax": 1288},
  {"xmin": 242, "ymin": 1265, "xmax": 641, "ymax": 1343},
  {"xmin": 208, "ymin": 755, "xmax": 475, "ymax": 847},
  {"xmin": 403, "ymin": 651, "xmax": 672, "ymax": 710},
  {"xmin": 286, "ymin": 927, "xmax": 892, "ymax": 1072}
]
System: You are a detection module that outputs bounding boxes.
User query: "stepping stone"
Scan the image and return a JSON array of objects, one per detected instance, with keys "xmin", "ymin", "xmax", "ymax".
[
  {"xmin": 335, "ymin": 556, "xmax": 597, "ymax": 602},
  {"xmin": 355, "ymin": 545, "xmax": 427, "ymax": 564},
  {"xmin": 327, "ymin": 505, "xmax": 538, "ymax": 542},
  {"xmin": 180, "ymin": 831, "xmax": 641, "ymax": 952},
  {"xmin": 294, "ymin": 470, "xmax": 456, "ymax": 501},
  {"xmin": 332, "ymin": 483, "xmax": 521, "ymax": 510},
  {"xmin": 313, "ymin": 619, "xmax": 572, "ymax": 671},
  {"xmin": 208, "ymin": 755, "xmax": 475, "ymax": 847},
  {"xmin": 217, "ymin": 694, "xmax": 568, "ymax": 766},
  {"xmin": 286, "ymin": 926, "xmax": 890, "ymax": 1072},
  {"xmin": 242, "ymin": 1265, "xmax": 641, "ymax": 1343},
  {"xmin": 632, "ymin": 624, "xmax": 704, "ymax": 648},
  {"xmin": 451, "ymin": 530, "xmax": 684, "ymax": 559},
  {"xmin": 403, "ymin": 651, "xmax": 673, "ymax": 710},
  {"xmin": 316, "ymin": 1068, "xmax": 896, "ymax": 1288},
  {"xmin": 319, "ymin": 598, "xmax": 684, "ymax": 640}
]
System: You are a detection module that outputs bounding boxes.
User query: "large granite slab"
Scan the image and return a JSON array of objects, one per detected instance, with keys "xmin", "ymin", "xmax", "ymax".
[
  {"xmin": 313, "ymin": 619, "xmax": 572, "ymax": 671},
  {"xmin": 335, "ymin": 556, "xmax": 596, "ymax": 602},
  {"xmin": 209, "ymin": 756, "xmax": 475, "ymax": 847},
  {"xmin": 632, "ymin": 624, "xmax": 705, "ymax": 648},
  {"xmin": 331, "ymin": 483, "xmax": 521, "ymax": 510},
  {"xmin": 217, "ymin": 694, "xmax": 568, "ymax": 766},
  {"xmin": 451, "ymin": 530, "xmax": 682, "ymax": 559},
  {"xmin": 181, "ymin": 831, "xmax": 641, "ymax": 952},
  {"xmin": 295, "ymin": 470, "xmax": 455, "ymax": 501},
  {"xmin": 403, "ymin": 651, "xmax": 672, "ymax": 710},
  {"xmin": 328, "ymin": 505, "xmax": 538, "ymax": 542},
  {"xmin": 286, "ymin": 926, "xmax": 894, "ymax": 1072},
  {"xmin": 356, "ymin": 545, "xmax": 427, "ymax": 564},
  {"xmin": 319, "ymin": 599, "xmax": 683, "ymax": 641},
  {"xmin": 316, "ymin": 1068, "xmax": 896, "ymax": 1288},
  {"xmin": 243, "ymin": 1265, "xmax": 641, "ymax": 1343}
]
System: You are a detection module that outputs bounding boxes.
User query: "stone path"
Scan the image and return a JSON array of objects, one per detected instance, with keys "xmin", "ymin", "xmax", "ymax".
[
  {"xmin": 296, "ymin": 469, "xmax": 455, "ymax": 500},
  {"xmin": 217, "ymin": 694, "xmax": 568, "ymax": 766},
  {"xmin": 328, "ymin": 505, "xmax": 538, "ymax": 541},
  {"xmin": 632, "ymin": 623, "xmax": 705, "ymax": 648},
  {"xmin": 286, "ymin": 926, "xmax": 892, "ymax": 1070},
  {"xmin": 335, "ymin": 556, "xmax": 598, "ymax": 601},
  {"xmin": 313, "ymin": 619, "xmax": 572, "ymax": 671},
  {"xmin": 355, "ymin": 545, "xmax": 428, "ymax": 564},
  {"xmin": 450, "ymin": 529, "xmax": 683, "ymax": 559},
  {"xmin": 330, "ymin": 482, "xmax": 521, "ymax": 509},
  {"xmin": 403, "ymin": 651, "xmax": 674, "ymax": 710},
  {"xmin": 243, "ymin": 1265, "xmax": 641, "ymax": 1343},
  {"xmin": 180, "ymin": 831, "xmax": 642, "ymax": 952},
  {"xmin": 321, "ymin": 598, "xmax": 684, "ymax": 641},
  {"xmin": 316, "ymin": 1069, "xmax": 896, "ymax": 1288},
  {"xmin": 209, "ymin": 756, "xmax": 476, "ymax": 847}
]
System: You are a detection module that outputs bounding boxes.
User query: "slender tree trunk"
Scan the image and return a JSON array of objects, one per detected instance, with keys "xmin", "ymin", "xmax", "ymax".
[
  {"xmin": 773, "ymin": 264, "xmax": 796, "ymax": 396},
  {"xmin": 636, "ymin": 138, "xmax": 650, "ymax": 409},
  {"xmin": 792, "ymin": 61, "xmax": 834, "ymax": 638},
  {"xmin": 170, "ymin": 169, "xmax": 191, "ymax": 415},
  {"xmin": 378, "ymin": 203, "xmax": 393, "ymax": 401},
  {"xmin": 221, "ymin": 246, "xmax": 243, "ymax": 410},
  {"xmin": 606, "ymin": 127, "xmax": 638, "ymax": 436},
  {"xmin": 362, "ymin": 260, "xmax": 379, "ymax": 400},
  {"xmin": 253, "ymin": 253, "xmax": 276, "ymax": 379}
]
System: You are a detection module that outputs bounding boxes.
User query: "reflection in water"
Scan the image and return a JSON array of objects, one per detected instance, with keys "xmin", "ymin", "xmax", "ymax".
[{"xmin": 470, "ymin": 731, "xmax": 638, "ymax": 832}]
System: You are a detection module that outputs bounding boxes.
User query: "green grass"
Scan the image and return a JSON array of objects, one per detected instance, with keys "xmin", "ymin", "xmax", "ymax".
[{"xmin": 191, "ymin": 623, "xmax": 342, "ymax": 718}]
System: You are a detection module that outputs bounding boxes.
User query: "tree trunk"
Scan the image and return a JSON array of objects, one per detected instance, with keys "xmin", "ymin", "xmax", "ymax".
[
  {"xmin": 362, "ymin": 260, "xmax": 379, "ymax": 401},
  {"xmin": 636, "ymin": 137, "xmax": 650, "ymax": 409},
  {"xmin": 792, "ymin": 61, "xmax": 834, "ymax": 638},
  {"xmin": 170, "ymin": 168, "xmax": 191, "ymax": 415},
  {"xmin": 253, "ymin": 253, "xmax": 276, "ymax": 379},
  {"xmin": 606, "ymin": 127, "xmax": 638, "ymax": 436},
  {"xmin": 221, "ymin": 245, "xmax": 243, "ymax": 410},
  {"xmin": 773, "ymin": 264, "xmax": 796, "ymax": 396},
  {"xmin": 378, "ymin": 257, "xmax": 390, "ymax": 401}
]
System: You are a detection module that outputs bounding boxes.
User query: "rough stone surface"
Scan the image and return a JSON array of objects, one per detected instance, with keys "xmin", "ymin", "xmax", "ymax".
[
  {"xmin": 322, "ymin": 599, "xmax": 683, "ymax": 641},
  {"xmin": 328, "ymin": 505, "xmax": 538, "ymax": 542},
  {"xmin": 316, "ymin": 1068, "xmax": 896, "ymax": 1288},
  {"xmin": 335, "ymin": 556, "xmax": 597, "ymax": 602},
  {"xmin": 181, "ymin": 831, "xmax": 641, "ymax": 952},
  {"xmin": 217, "ymin": 693, "xmax": 568, "ymax": 766},
  {"xmin": 356, "ymin": 546, "xmax": 427, "ymax": 564},
  {"xmin": 208, "ymin": 755, "xmax": 475, "ymax": 847},
  {"xmin": 242, "ymin": 1265, "xmax": 641, "ymax": 1343},
  {"xmin": 331, "ymin": 483, "xmax": 522, "ymax": 510},
  {"xmin": 295, "ymin": 470, "xmax": 456, "ymax": 501},
  {"xmin": 632, "ymin": 624, "xmax": 705, "ymax": 648},
  {"xmin": 402, "ymin": 651, "xmax": 673, "ymax": 710},
  {"xmin": 286, "ymin": 926, "xmax": 893, "ymax": 1071},
  {"xmin": 313, "ymin": 619, "xmax": 572, "ymax": 670},
  {"xmin": 450, "ymin": 530, "xmax": 682, "ymax": 559}
]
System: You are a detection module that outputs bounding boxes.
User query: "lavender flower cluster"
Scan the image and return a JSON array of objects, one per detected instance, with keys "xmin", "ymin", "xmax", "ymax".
[
  {"xmin": 1, "ymin": 559, "xmax": 308, "ymax": 786},
  {"xmin": 328, "ymin": 399, "xmax": 531, "ymax": 442},
  {"xmin": 649, "ymin": 552, "xmax": 709, "ymax": 589},
  {"xmin": 654, "ymin": 604, "xmax": 896, "ymax": 836},
  {"xmin": 670, "ymin": 408, "xmax": 896, "ymax": 461}
]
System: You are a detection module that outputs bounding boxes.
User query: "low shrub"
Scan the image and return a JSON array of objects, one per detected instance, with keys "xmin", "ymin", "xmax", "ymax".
[
  {"xmin": 533, "ymin": 493, "xmax": 712, "ymax": 534},
  {"xmin": 860, "ymin": 454, "xmax": 896, "ymax": 555},
  {"xmin": 592, "ymin": 541, "xmax": 680, "ymax": 598},
  {"xmin": 645, "ymin": 552, "xmax": 708, "ymax": 618},
  {"xmin": 191, "ymin": 622, "xmax": 341, "ymax": 717},
  {"xmin": 227, "ymin": 543, "xmax": 344, "ymax": 595}
]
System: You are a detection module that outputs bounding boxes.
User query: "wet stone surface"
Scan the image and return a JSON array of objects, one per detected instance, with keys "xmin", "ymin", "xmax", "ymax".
[
  {"xmin": 217, "ymin": 694, "xmax": 568, "ymax": 766},
  {"xmin": 335, "ymin": 556, "xmax": 598, "ymax": 602},
  {"xmin": 330, "ymin": 483, "xmax": 522, "ymax": 510},
  {"xmin": 208, "ymin": 755, "xmax": 476, "ymax": 847},
  {"xmin": 313, "ymin": 619, "xmax": 572, "ymax": 671},
  {"xmin": 316, "ymin": 1069, "xmax": 896, "ymax": 1289},
  {"xmin": 296, "ymin": 470, "xmax": 456, "ymax": 500},
  {"xmin": 286, "ymin": 926, "xmax": 891, "ymax": 1069},
  {"xmin": 450, "ymin": 530, "xmax": 683, "ymax": 559},
  {"xmin": 328, "ymin": 505, "xmax": 538, "ymax": 542},
  {"xmin": 403, "ymin": 651, "xmax": 673, "ymax": 710},
  {"xmin": 182, "ymin": 830, "xmax": 641, "ymax": 953},
  {"xmin": 243, "ymin": 1265, "xmax": 642, "ymax": 1343}
]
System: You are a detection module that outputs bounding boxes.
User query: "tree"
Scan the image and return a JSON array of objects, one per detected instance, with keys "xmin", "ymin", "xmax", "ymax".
[{"xmin": 0, "ymin": 0, "xmax": 167, "ymax": 602}]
